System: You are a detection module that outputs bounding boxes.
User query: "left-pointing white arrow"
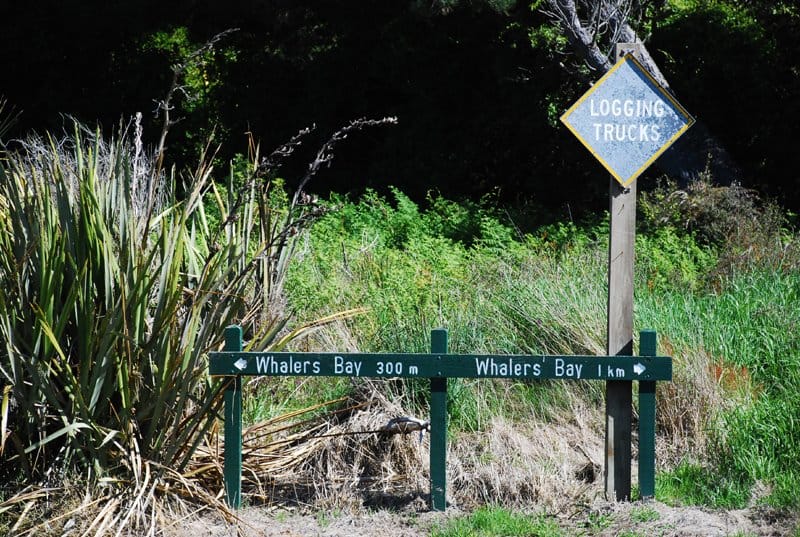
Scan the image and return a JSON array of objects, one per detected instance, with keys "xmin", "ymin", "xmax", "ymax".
[
  {"xmin": 633, "ymin": 363, "xmax": 646, "ymax": 375},
  {"xmin": 234, "ymin": 358, "xmax": 247, "ymax": 371}
]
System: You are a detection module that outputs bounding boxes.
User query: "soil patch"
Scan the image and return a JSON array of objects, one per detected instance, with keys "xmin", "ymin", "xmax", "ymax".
[{"xmin": 166, "ymin": 501, "xmax": 798, "ymax": 537}]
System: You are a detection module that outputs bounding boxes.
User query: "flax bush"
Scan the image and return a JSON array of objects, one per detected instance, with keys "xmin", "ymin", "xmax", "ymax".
[
  {"xmin": 0, "ymin": 117, "xmax": 376, "ymax": 534},
  {"xmin": 2, "ymin": 127, "xmax": 214, "ymax": 477}
]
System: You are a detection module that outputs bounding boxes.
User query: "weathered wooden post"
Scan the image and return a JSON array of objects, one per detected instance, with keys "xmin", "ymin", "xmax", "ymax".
[
  {"xmin": 560, "ymin": 42, "xmax": 694, "ymax": 501},
  {"xmin": 605, "ymin": 182, "xmax": 635, "ymax": 499}
]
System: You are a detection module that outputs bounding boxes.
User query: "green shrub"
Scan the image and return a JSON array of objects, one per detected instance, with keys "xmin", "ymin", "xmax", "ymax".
[
  {"xmin": 639, "ymin": 176, "xmax": 796, "ymax": 276},
  {"xmin": 635, "ymin": 226, "xmax": 717, "ymax": 293}
]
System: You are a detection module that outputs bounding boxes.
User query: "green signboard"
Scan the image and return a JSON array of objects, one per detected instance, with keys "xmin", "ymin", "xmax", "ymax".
[
  {"xmin": 210, "ymin": 352, "xmax": 671, "ymax": 381},
  {"xmin": 209, "ymin": 326, "xmax": 671, "ymax": 511}
]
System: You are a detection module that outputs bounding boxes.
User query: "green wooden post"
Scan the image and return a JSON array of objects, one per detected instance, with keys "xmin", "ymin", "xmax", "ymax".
[
  {"xmin": 223, "ymin": 325, "xmax": 243, "ymax": 508},
  {"xmin": 638, "ymin": 329, "xmax": 657, "ymax": 500},
  {"xmin": 430, "ymin": 328, "xmax": 448, "ymax": 511}
]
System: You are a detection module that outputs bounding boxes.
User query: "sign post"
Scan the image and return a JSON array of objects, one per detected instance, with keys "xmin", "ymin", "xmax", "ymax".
[
  {"xmin": 560, "ymin": 43, "xmax": 693, "ymax": 501},
  {"xmin": 429, "ymin": 328, "xmax": 448, "ymax": 511},
  {"xmin": 605, "ymin": 167, "xmax": 636, "ymax": 501},
  {"xmin": 210, "ymin": 328, "xmax": 672, "ymax": 510}
]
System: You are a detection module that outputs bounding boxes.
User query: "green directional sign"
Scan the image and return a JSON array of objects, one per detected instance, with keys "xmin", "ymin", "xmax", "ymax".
[
  {"xmin": 210, "ymin": 326, "xmax": 671, "ymax": 512},
  {"xmin": 209, "ymin": 352, "xmax": 672, "ymax": 381}
]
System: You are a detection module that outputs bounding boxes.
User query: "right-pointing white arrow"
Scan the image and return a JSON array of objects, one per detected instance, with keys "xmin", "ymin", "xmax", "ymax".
[{"xmin": 633, "ymin": 363, "xmax": 646, "ymax": 376}]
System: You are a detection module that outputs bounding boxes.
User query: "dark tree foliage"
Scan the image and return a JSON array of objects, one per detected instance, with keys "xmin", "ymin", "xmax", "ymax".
[
  {"xmin": 649, "ymin": 1, "xmax": 800, "ymax": 205},
  {"xmin": 1, "ymin": 1, "xmax": 798, "ymax": 218}
]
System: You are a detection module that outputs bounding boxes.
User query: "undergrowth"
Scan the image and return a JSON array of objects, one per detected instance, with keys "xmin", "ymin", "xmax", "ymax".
[
  {"xmin": 283, "ymin": 178, "xmax": 800, "ymax": 509},
  {"xmin": 2, "ymin": 108, "xmax": 798, "ymax": 531}
]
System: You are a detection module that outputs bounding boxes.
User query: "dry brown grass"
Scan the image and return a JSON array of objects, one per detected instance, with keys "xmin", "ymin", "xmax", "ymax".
[
  {"xmin": 448, "ymin": 417, "xmax": 605, "ymax": 511},
  {"xmin": 651, "ymin": 336, "xmax": 754, "ymax": 469},
  {"xmin": 0, "ymin": 465, "xmax": 237, "ymax": 536},
  {"xmin": 185, "ymin": 379, "xmax": 429, "ymax": 512},
  {"xmin": 213, "ymin": 379, "xmax": 611, "ymax": 513}
]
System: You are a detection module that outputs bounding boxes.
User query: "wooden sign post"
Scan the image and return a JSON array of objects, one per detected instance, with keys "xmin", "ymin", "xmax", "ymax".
[
  {"xmin": 560, "ymin": 43, "xmax": 694, "ymax": 501},
  {"xmin": 605, "ymin": 184, "xmax": 634, "ymax": 500},
  {"xmin": 604, "ymin": 42, "xmax": 641, "ymax": 502}
]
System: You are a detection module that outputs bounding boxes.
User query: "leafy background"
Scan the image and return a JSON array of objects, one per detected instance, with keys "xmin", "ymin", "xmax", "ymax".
[{"xmin": 1, "ymin": 1, "xmax": 798, "ymax": 217}]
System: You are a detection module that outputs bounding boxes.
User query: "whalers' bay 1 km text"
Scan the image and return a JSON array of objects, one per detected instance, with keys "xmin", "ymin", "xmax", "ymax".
[{"xmin": 590, "ymin": 98, "xmax": 665, "ymax": 142}]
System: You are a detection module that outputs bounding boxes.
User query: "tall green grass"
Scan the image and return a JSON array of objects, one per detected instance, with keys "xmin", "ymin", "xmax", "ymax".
[
  {"xmin": 284, "ymin": 186, "xmax": 800, "ymax": 508},
  {"xmin": 286, "ymin": 189, "xmax": 615, "ymax": 429}
]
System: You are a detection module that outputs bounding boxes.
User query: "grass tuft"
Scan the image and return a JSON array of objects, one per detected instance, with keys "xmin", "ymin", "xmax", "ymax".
[{"xmin": 431, "ymin": 506, "xmax": 562, "ymax": 537}]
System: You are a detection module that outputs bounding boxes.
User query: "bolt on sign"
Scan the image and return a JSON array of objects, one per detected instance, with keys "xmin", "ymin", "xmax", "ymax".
[{"xmin": 560, "ymin": 54, "xmax": 695, "ymax": 187}]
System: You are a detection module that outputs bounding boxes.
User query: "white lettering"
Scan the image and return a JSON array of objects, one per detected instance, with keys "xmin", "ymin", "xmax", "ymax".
[
  {"xmin": 591, "ymin": 122, "xmax": 662, "ymax": 142},
  {"xmin": 555, "ymin": 359, "xmax": 583, "ymax": 378},
  {"xmin": 475, "ymin": 357, "xmax": 541, "ymax": 378},
  {"xmin": 376, "ymin": 361, "xmax": 403, "ymax": 376},
  {"xmin": 590, "ymin": 99, "xmax": 665, "ymax": 118},
  {"xmin": 623, "ymin": 100, "xmax": 634, "ymax": 116},
  {"xmin": 332, "ymin": 356, "xmax": 361, "ymax": 376},
  {"xmin": 607, "ymin": 366, "xmax": 626, "ymax": 378},
  {"xmin": 498, "ymin": 360, "xmax": 509, "ymax": 376}
]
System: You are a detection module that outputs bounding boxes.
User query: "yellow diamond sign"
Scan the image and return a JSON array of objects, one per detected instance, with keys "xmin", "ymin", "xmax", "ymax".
[{"xmin": 560, "ymin": 54, "xmax": 695, "ymax": 187}]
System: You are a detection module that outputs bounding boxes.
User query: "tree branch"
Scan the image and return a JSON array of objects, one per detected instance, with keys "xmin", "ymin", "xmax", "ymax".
[
  {"xmin": 152, "ymin": 28, "xmax": 239, "ymax": 172},
  {"xmin": 540, "ymin": 0, "xmax": 741, "ymax": 184}
]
